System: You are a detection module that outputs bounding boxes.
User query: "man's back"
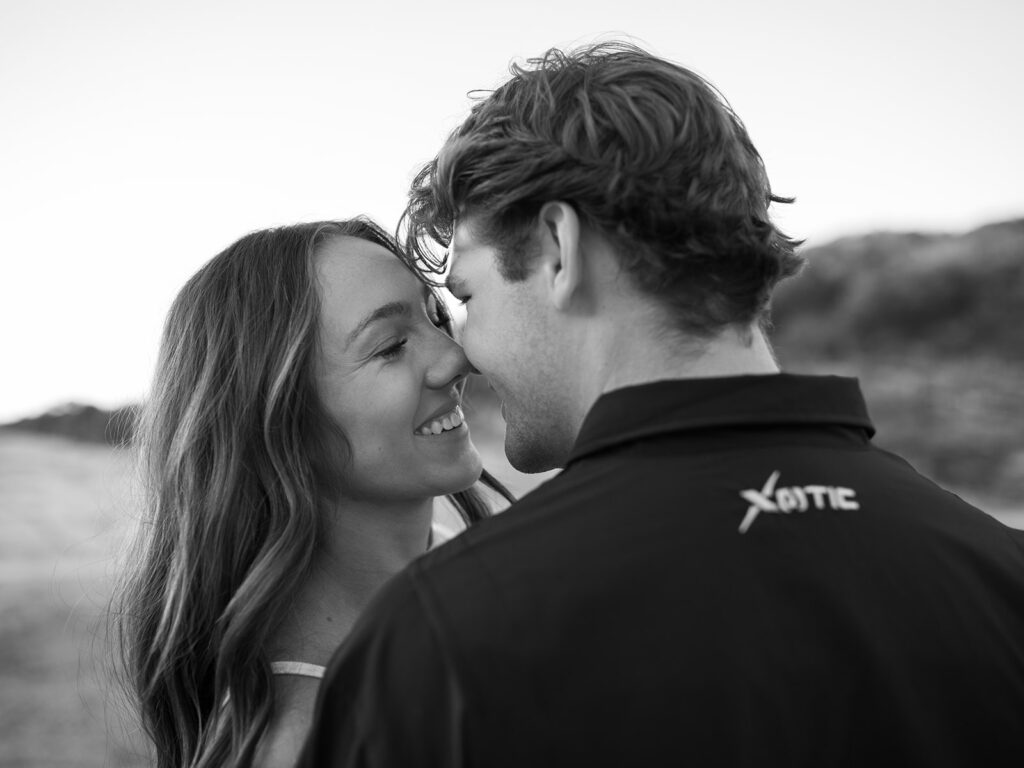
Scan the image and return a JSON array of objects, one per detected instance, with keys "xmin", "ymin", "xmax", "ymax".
[{"xmin": 301, "ymin": 375, "xmax": 1024, "ymax": 767}]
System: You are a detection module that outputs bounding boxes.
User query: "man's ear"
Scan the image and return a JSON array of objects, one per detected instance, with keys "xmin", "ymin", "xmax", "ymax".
[{"xmin": 536, "ymin": 202, "xmax": 582, "ymax": 312}]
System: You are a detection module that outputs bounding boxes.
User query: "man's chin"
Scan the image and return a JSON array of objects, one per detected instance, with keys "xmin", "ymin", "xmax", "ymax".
[{"xmin": 504, "ymin": 427, "xmax": 565, "ymax": 474}]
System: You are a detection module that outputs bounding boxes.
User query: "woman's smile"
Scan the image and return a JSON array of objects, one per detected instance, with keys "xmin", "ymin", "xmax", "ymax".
[{"xmin": 415, "ymin": 403, "xmax": 466, "ymax": 436}]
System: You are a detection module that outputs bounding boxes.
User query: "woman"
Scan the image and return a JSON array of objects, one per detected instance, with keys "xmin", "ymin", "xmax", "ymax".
[{"xmin": 114, "ymin": 219, "xmax": 512, "ymax": 768}]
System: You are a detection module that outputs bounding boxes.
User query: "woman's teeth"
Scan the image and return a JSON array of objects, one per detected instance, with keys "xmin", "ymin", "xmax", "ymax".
[{"xmin": 416, "ymin": 405, "xmax": 465, "ymax": 436}]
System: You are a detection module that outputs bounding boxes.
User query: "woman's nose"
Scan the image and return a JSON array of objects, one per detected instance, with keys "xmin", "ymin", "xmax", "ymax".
[{"xmin": 425, "ymin": 330, "xmax": 474, "ymax": 390}]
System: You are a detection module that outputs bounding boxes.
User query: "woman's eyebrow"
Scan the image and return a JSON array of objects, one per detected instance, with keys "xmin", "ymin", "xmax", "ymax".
[{"xmin": 347, "ymin": 302, "xmax": 410, "ymax": 345}]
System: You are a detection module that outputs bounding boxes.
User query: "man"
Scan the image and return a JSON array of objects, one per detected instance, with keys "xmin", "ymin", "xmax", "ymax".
[{"xmin": 300, "ymin": 43, "xmax": 1024, "ymax": 766}]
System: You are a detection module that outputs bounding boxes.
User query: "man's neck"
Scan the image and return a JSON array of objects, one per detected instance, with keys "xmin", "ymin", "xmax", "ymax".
[
  {"xmin": 571, "ymin": 317, "xmax": 780, "ymax": 432},
  {"xmin": 601, "ymin": 324, "xmax": 779, "ymax": 394}
]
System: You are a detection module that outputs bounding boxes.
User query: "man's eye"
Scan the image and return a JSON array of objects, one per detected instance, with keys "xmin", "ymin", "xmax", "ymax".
[
  {"xmin": 377, "ymin": 339, "xmax": 407, "ymax": 360},
  {"xmin": 444, "ymin": 283, "xmax": 469, "ymax": 307},
  {"xmin": 427, "ymin": 294, "xmax": 451, "ymax": 327}
]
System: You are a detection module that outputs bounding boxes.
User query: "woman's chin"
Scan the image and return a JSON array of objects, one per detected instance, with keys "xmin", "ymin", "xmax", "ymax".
[
  {"xmin": 440, "ymin": 448, "xmax": 485, "ymax": 495},
  {"xmin": 421, "ymin": 443, "xmax": 484, "ymax": 498}
]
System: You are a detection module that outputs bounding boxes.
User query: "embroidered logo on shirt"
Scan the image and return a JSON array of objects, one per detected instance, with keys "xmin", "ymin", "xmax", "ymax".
[{"xmin": 738, "ymin": 471, "xmax": 859, "ymax": 534}]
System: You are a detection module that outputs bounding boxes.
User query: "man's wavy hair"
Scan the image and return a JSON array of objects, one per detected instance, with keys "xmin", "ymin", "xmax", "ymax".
[{"xmin": 403, "ymin": 42, "xmax": 804, "ymax": 336}]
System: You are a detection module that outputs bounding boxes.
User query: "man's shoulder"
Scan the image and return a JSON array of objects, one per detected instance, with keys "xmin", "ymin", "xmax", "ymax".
[
  {"xmin": 398, "ymin": 470, "xmax": 602, "ymax": 616},
  {"xmin": 414, "ymin": 479, "xmax": 564, "ymax": 581},
  {"xmin": 422, "ymin": 464, "xmax": 600, "ymax": 565}
]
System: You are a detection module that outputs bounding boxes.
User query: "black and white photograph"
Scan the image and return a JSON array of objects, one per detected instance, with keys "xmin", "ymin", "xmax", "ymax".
[{"xmin": 1, "ymin": 1, "xmax": 1022, "ymax": 766}]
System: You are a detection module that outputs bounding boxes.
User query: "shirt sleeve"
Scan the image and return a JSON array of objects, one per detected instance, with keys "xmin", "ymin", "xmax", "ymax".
[{"xmin": 296, "ymin": 567, "xmax": 468, "ymax": 768}]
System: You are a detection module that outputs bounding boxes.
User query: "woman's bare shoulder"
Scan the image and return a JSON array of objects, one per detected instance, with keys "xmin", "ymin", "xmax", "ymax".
[{"xmin": 252, "ymin": 676, "xmax": 321, "ymax": 768}]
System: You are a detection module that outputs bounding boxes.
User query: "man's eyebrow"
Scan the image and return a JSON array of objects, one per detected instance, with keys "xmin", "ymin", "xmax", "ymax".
[{"xmin": 347, "ymin": 301, "xmax": 410, "ymax": 345}]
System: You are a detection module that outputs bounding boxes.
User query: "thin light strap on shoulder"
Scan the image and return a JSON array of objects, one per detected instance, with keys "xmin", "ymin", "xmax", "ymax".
[
  {"xmin": 270, "ymin": 661, "xmax": 326, "ymax": 679},
  {"xmin": 429, "ymin": 521, "xmax": 459, "ymax": 549}
]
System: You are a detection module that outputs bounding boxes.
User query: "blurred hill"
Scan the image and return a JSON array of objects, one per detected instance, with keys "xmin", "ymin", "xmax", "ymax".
[
  {"xmin": 771, "ymin": 218, "xmax": 1024, "ymax": 361},
  {"xmin": 770, "ymin": 218, "xmax": 1024, "ymax": 501},
  {"xmin": 1, "ymin": 403, "xmax": 137, "ymax": 446}
]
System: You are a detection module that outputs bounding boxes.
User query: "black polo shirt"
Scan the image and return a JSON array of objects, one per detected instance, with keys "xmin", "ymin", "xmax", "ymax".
[{"xmin": 300, "ymin": 374, "xmax": 1024, "ymax": 767}]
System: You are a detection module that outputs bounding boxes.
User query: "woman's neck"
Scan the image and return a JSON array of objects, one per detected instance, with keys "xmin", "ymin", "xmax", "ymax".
[{"xmin": 268, "ymin": 496, "xmax": 434, "ymax": 666}]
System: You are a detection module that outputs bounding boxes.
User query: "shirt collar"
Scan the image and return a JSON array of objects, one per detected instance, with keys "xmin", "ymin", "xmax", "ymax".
[{"xmin": 568, "ymin": 373, "xmax": 874, "ymax": 465}]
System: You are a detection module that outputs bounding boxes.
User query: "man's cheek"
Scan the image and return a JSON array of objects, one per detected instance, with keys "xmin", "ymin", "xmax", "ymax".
[{"xmin": 460, "ymin": 330, "xmax": 481, "ymax": 365}]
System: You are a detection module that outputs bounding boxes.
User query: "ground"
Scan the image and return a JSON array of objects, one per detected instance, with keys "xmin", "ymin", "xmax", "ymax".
[{"xmin": 0, "ymin": 428, "xmax": 1019, "ymax": 767}]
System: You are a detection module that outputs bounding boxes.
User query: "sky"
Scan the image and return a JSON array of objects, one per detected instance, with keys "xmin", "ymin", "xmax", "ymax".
[{"xmin": 1, "ymin": 0, "xmax": 1022, "ymax": 421}]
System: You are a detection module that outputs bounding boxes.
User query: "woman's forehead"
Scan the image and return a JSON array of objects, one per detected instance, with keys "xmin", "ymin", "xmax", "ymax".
[
  {"xmin": 316, "ymin": 237, "xmax": 425, "ymax": 331},
  {"xmin": 317, "ymin": 236, "xmax": 416, "ymax": 285}
]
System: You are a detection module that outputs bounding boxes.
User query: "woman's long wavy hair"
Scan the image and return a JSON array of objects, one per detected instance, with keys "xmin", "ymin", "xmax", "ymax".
[{"xmin": 114, "ymin": 218, "xmax": 512, "ymax": 768}]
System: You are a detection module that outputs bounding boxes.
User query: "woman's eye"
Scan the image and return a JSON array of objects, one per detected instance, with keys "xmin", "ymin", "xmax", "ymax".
[{"xmin": 377, "ymin": 339, "xmax": 407, "ymax": 360}]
